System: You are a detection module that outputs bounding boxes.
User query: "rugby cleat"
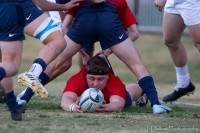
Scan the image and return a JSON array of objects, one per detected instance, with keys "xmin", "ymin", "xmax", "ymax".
[
  {"xmin": 18, "ymin": 72, "xmax": 48, "ymax": 98},
  {"xmin": 0, "ymin": 83, "xmax": 6, "ymax": 103},
  {"xmin": 152, "ymin": 104, "xmax": 172, "ymax": 114},
  {"xmin": 10, "ymin": 106, "xmax": 22, "ymax": 121},
  {"xmin": 17, "ymin": 98, "xmax": 27, "ymax": 113},
  {"xmin": 162, "ymin": 82, "xmax": 195, "ymax": 103},
  {"xmin": 135, "ymin": 94, "xmax": 148, "ymax": 107}
]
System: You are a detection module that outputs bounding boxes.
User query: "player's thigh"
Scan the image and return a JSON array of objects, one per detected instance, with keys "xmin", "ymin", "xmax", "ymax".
[
  {"xmin": 24, "ymin": 13, "xmax": 49, "ymax": 36},
  {"xmin": 0, "ymin": 41, "xmax": 23, "ymax": 65},
  {"xmin": 163, "ymin": 13, "xmax": 185, "ymax": 44},
  {"xmin": 25, "ymin": 13, "xmax": 64, "ymax": 44},
  {"xmin": 110, "ymin": 38, "xmax": 143, "ymax": 65},
  {"xmin": 62, "ymin": 35, "xmax": 82, "ymax": 59}
]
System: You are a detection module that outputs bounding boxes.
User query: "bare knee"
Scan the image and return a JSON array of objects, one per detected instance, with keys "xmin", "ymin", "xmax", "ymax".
[
  {"xmin": 163, "ymin": 37, "xmax": 181, "ymax": 51},
  {"xmin": 43, "ymin": 32, "xmax": 67, "ymax": 50},
  {"xmin": 1, "ymin": 58, "xmax": 20, "ymax": 76}
]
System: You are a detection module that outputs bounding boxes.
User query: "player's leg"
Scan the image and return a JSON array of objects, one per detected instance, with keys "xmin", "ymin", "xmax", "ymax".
[
  {"xmin": 111, "ymin": 39, "xmax": 150, "ymax": 79},
  {"xmin": 0, "ymin": 50, "xmax": 4, "ymax": 103},
  {"xmin": 110, "ymin": 38, "xmax": 172, "ymax": 113},
  {"xmin": 45, "ymin": 35, "xmax": 82, "ymax": 80},
  {"xmin": 188, "ymin": 24, "xmax": 200, "ymax": 51},
  {"xmin": 97, "ymin": 9, "xmax": 171, "ymax": 113},
  {"xmin": 18, "ymin": 12, "xmax": 66, "ymax": 97},
  {"xmin": 0, "ymin": 1, "xmax": 26, "ymax": 120},
  {"xmin": 113, "ymin": 39, "xmax": 167, "ymax": 111},
  {"xmin": 0, "ymin": 41, "xmax": 24, "ymax": 120},
  {"xmin": 24, "ymin": 13, "xmax": 66, "ymax": 70},
  {"xmin": 17, "ymin": 36, "xmax": 82, "ymax": 106},
  {"xmin": 162, "ymin": 12, "xmax": 195, "ymax": 102}
]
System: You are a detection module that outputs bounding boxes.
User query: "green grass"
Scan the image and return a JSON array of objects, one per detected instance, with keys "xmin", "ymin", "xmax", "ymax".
[{"xmin": 0, "ymin": 33, "xmax": 200, "ymax": 133}]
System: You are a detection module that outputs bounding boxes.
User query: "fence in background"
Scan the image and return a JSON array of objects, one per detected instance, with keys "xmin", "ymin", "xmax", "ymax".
[
  {"xmin": 126, "ymin": 0, "xmax": 163, "ymax": 33},
  {"xmin": 126, "ymin": 0, "xmax": 191, "ymax": 33}
]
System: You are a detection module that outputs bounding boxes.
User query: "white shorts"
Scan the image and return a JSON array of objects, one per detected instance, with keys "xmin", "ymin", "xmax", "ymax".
[
  {"xmin": 33, "ymin": 17, "xmax": 61, "ymax": 42},
  {"xmin": 164, "ymin": 0, "xmax": 200, "ymax": 25}
]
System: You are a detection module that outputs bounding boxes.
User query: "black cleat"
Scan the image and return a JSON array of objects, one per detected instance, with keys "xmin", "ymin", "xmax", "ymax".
[
  {"xmin": 162, "ymin": 82, "xmax": 195, "ymax": 102},
  {"xmin": 0, "ymin": 84, "xmax": 6, "ymax": 103},
  {"xmin": 10, "ymin": 106, "xmax": 22, "ymax": 121}
]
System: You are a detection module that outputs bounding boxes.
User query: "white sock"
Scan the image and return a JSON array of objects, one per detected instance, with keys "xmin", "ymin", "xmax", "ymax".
[
  {"xmin": 175, "ymin": 65, "xmax": 190, "ymax": 88},
  {"xmin": 27, "ymin": 63, "xmax": 43, "ymax": 77}
]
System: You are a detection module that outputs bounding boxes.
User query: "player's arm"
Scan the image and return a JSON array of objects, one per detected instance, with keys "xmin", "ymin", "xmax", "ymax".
[
  {"xmin": 61, "ymin": 4, "xmax": 78, "ymax": 33},
  {"xmin": 97, "ymin": 49, "xmax": 113, "ymax": 57},
  {"xmin": 33, "ymin": 0, "xmax": 83, "ymax": 12},
  {"xmin": 62, "ymin": 14, "xmax": 74, "ymax": 34},
  {"xmin": 127, "ymin": 24, "xmax": 140, "ymax": 42},
  {"xmin": 96, "ymin": 95, "xmax": 125, "ymax": 112},
  {"xmin": 61, "ymin": 92, "xmax": 83, "ymax": 113}
]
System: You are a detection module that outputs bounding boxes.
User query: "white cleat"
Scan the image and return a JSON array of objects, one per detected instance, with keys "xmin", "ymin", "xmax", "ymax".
[
  {"xmin": 18, "ymin": 72, "xmax": 48, "ymax": 98},
  {"xmin": 153, "ymin": 104, "xmax": 172, "ymax": 114}
]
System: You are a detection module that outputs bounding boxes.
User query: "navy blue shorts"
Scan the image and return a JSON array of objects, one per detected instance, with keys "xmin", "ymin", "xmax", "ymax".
[
  {"xmin": 0, "ymin": 2, "xmax": 25, "ymax": 41},
  {"xmin": 125, "ymin": 91, "xmax": 133, "ymax": 107},
  {"xmin": 67, "ymin": 3, "xmax": 128, "ymax": 51},
  {"xmin": 22, "ymin": 0, "xmax": 43, "ymax": 26}
]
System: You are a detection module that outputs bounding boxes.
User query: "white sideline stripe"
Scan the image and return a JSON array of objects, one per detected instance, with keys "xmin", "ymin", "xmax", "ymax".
[{"xmin": 161, "ymin": 101, "xmax": 200, "ymax": 107}]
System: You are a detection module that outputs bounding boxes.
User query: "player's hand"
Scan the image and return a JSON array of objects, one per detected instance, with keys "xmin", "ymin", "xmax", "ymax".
[
  {"xmin": 97, "ymin": 49, "xmax": 112, "ymax": 57},
  {"xmin": 72, "ymin": 97, "xmax": 83, "ymax": 113},
  {"xmin": 64, "ymin": 0, "xmax": 84, "ymax": 10},
  {"xmin": 96, "ymin": 100, "xmax": 107, "ymax": 112},
  {"xmin": 154, "ymin": 0, "xmax": 166, "ymax": 11},
  {"xmin": 72, "ymin": 104, "xmax": 83, "ymax": 113}
]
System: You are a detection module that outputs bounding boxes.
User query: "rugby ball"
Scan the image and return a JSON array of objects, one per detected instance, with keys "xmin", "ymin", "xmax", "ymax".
[{"xmin": 79, "ymin": 88, "xmax": 104, "ymax": 112}]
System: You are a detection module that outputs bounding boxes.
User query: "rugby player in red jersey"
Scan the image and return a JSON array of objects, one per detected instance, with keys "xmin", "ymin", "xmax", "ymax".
[{"xmin": 61, "ymin": 54, "xmax": 143, "ymax": 112}]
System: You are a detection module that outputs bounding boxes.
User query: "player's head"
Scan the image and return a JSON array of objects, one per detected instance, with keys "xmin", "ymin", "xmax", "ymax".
[{"xmin": 86, "ymin": 55, "xmax": 109, "ymax": 91}]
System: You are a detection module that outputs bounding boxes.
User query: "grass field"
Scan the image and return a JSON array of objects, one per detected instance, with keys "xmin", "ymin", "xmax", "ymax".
[{"xmin": 0, "ymin": 33, "xmax": 200, "ymax": 133}]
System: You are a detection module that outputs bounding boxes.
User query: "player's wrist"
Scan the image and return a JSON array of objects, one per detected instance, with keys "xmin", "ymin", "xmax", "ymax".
[{"xmin": 69, "ymin": 103, "xmax": 75, "ymax": 112}]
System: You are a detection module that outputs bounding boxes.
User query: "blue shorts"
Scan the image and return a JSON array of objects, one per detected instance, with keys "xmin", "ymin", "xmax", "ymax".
[
  {"xmin": 22, "ymin": 0, "xmax": 43, "ymax": 26},
  {"xmin": 125, "ymin": 91, "xmax": 133, "ymax": 107},
  {"xmin": 0, "ymin": 2, "xmax": 25, "ymax": 41},
  {"xmin": 67, "ymin": 3, "xmax": 128, "ymax": 51}
]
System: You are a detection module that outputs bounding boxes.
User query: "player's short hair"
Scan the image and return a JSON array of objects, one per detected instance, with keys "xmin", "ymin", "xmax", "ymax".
[{"xmin": 86, "ymin": 55, "xmax": 109, "ymax": 75}]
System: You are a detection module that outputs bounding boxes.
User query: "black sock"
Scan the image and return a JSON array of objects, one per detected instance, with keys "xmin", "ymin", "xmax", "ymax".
[{"xmin": 138, "ymin": 76, "xmax": 160, "ymax": 107}]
